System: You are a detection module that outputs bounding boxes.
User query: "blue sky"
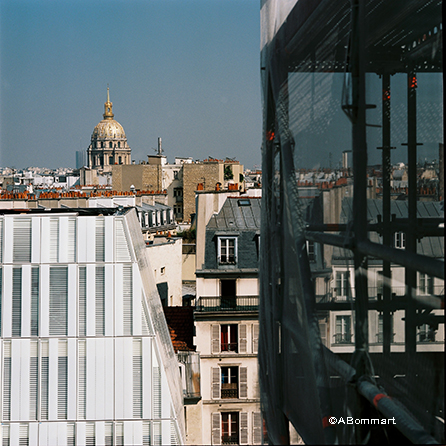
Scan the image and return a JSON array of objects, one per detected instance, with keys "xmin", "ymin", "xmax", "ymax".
[{"xmin": 0, "ymin": 0, "xmax": 262, "ymax": 170}]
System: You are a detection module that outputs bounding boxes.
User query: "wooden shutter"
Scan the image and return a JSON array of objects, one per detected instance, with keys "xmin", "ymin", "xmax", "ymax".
[
  {"xmin": 2, "ymin": 341, "xmax": 11, "ymax": 420},
  {"xmin": 239, "ymin": 324, "xmax": 247, "ymax": 353},
  {"xmin": 133, "ymin": 340, "xmax": 142, "ymax": 418},
  {"xmin": 49, "ymin": 267, "xmax": 68, "ymax": 336},
  {"xmin": 78, "ymin": 340, "xmax": 86, "ymax": 419},
  {"xmin": 153, "ymin": 367, "xmax": 161, "ymax": 418},
  {"xmin": 95, "ymin": 266, "xmax": 105, "ymax": 336},
  {"xmin": 12, "ymin": 268, "xmax": 22, "ymax": 337},
  {"xmin": 31, "ymin": 267, "xmax": 39, "ymax": 336},
  {"xmin": 58, "ymin": 341, "xmax": 68, "ymax": 419},
  {"xmin": 29, "ymin": 341, "xmax": 38, "ymax": 420},
  {"xmin": 239, "ymin": 367, "xmax": 248, "ymax": 398},
  {"xmin": 79, "ymin": 267, "xmax": 86, "ymax": 336},
  {"xmin": 49, "ymin": 218, "xmax": 59, "ymax": 263},
  {"xmin": 95, "ymin": 218, "xmax": 105, "ymax": 262},
  {"xmin": 211, "ymin": 324, "xmax": 220, "ymax": 354},
  {"xmin": 252, "ymin": 412, "xmax": 262, "ymax": 444},
  {"xmin": 252, "ymin": 324, "xmax": 259, "ymax": 354},
  {"xmin": 123, "ymin": 265, "xmax": 133, "ymax": 335},
  {"xmin": 240, "ymin": 412, "xmax": 249, "ymax": 444},
  {"xmin": 212, "ymin": 367, "xmax": 220, "ymax": 399},
  {"xmin": 40, "ymin": 341, "xmax": 49, "ymax": 420},
  {"xmin": 13, "ymin": 218, "xmax": 31, "ymax": 262},
  {"xmin": 212, "ymin": 412, "xmax": 221, "ymax": 445},
  {"xmin": 115, "ymin": 219, "xmax": 131, "ymax": 262}
]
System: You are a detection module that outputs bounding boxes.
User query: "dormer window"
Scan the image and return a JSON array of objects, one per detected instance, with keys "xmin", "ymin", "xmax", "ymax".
[{"xmin": 218, "ymin": 237, "xmax": 237, "ymax": 264}]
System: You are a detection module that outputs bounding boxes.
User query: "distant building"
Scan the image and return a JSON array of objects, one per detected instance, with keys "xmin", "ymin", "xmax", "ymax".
[
  {"xmin": 87, "ymin": 88, "xmax": 131, "ymax": 172},
  {"xmin": 76, "ymin": 150, "xmax": 88, "ymax": 169},
  {"xmin": 0, "ymin": 208, "xmax": 184, "ymax": 445}
]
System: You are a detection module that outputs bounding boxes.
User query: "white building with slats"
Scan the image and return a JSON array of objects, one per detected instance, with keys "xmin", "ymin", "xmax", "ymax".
[{"xmin": 0, "ymin": 208, "xmax": 184, "ymax": 446}]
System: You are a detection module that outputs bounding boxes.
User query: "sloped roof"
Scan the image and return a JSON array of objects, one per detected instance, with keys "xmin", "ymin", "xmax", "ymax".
[
  {"xmin": 207, "ymin": 197, "xmax": 261, "ymax": 231},
  {"xmin": 163, "ymin": 306, "xmax": 195, "ymax": 352}
]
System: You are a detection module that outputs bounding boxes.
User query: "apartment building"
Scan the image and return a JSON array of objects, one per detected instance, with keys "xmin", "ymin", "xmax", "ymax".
[
  {"xmin": 194, "ymin": 196, "xmax": 262, "ymax": 445},
  {"xmin": 0, "ymin": 207, "xmax": 184, "ymax": 445}
]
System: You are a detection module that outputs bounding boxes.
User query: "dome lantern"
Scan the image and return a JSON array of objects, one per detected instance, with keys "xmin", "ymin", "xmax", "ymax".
[{"xmin": 103, "ymin": 86, "xmax": 114, "ymax": 120}]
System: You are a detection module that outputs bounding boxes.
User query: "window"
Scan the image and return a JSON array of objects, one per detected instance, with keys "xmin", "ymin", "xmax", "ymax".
[
  {"xmin": 377, "ymin": 314, "xmax": 394, "ymax": 343},
  {"xmin": 335, "ymin": 315, "xmax": 352, "ymax": 344},
  {"xmin": 306, "ymin": 240, "xmax": 316, "ymax": 262},
  {"xmin": 109, "ymin": 142, "xmax": 113, "ymax": 148},
  {"xmin": 394, "ymin": 231, "xmax": 406, "ymax": 249},
  {"xmin": 222, "ymin": 412, "xmax": 239, "ymax": 444},
  {"xmin": 212, "ymin": 366, "xmax": 248, "ymax": 400},
  {"xmin": 109, "ymin": 156, "xmax": 113, "ymax": 165},
  {"xmin": 335, "ymin": 271, "xmax": 350, "ymax": 299},
  {"xmin": 218, "ymin": 237, "xmax": 237, "ymax": 264},
  {"xmin": 221, "ymin": 367, "xmax": 239, "ymax": 399},
  {"xmin": 418, "ymin": 273, "xmax": 434, "ymax": 295},
  {"xmin": 173, "ymin": 187, "xmax": 183, "ymax": 197},
  {"xmin": 118, "ymin": 141, "xmax": 121, "ymax": 148},
  {"xmin": 221, "ymin": 325, "xmax": 238, "ymax": 352},
  {"xmin": 418, "ymin": 324, "xmax": 436, "ymax": 342}
]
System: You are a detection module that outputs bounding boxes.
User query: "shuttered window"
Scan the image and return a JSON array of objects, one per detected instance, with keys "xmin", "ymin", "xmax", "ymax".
[
  {"xmin": 58, "ymin": 341, "xmax": 68, "ymax": 419},
  {"xmin": 115, "ymin": 422, "xmax": 123, "ymax": 446},
  {"xmin": 240, "ymin": 412, "xmax": 249, "ymax": 445},
  {"xmin": 86, "ymin": 423, "xmax": 95, "ymax": 446},
  {"xmin": 252, "ymin": 412, "xmax": 262, "ymax": 444},
  {"xmin": 78, "ymin": 340, "xmax": 86, "ymax": 419},
  {"xmin": 133, "ymin": 340, "xmax": 142, "ymax": 418},
  {"xmin": 212, "ymin": 413, "xmax": 221, "ymax": 445},
  {"xmin": 40, "ymin": 341, "xmax": 49, "ymax": 420},
  {"xmin": 2, "ymin": 424, "xmax": 9, "ymax": 446},
  {"xmin": 13, "ymin": 218, "xmax": 31, "ymax": 262},
  {"xmin": 67, "ymin": 423, "xmax": 75, "ymax": 446},
  {"xmin": 211, "ymin": 367, "xmax": 220, "ymax": 399},
  {"xmin": 239, "ymin": 367, "xmax": 248, "ymax": 399},
  {"xmin": 79, "ymin": 266, "xmax": 86, "ymax": 336},
  {"xmin": 67, "ymin": 218, "xmax": 77, "ymax": 262},
  {"xmin": 95, "ymin": 218, "xmax": 105, "ymax": 262},
  {"xmin": 49, "ymin": 267, "xmax": 68, "ymax": 336},
  {"xmin": 49, "ymin": 218, "xmax": 59, "ymax": 263},
  {"xmin": 19, "ymin": 424, "xmax": 28, "ymax": 446},
  {"xmin": 142, "ymin": 422, "xmax": 151, "ymax": 446},
  {"xmin": 115, "ymin": 219, "xmax": 131, "ymax": 262},
  {"xmin": 123, "ymin": 265, "xmax": 133, "ymax": 335},
  {"xmin": 239, "ymin": 325, "xmax": 247, "ymax": 353},
  {"xmin": 105, "ymin": 422, "xmax": 113, "ymax": 446},
  {"xmin": 12, "ymin": 268, "xmax": 22, "ymax": 337},
  {"xmin": 31, "ymin": 267, "xmax": 39, "ymax": 336},
  {"xmin": 29, "ymin": 341, "xmax": 38, "ymax": 420},
  {"xmin": 2, "ymin": 341, "xmax": 11, "ymax": 421},
  {"xmin": 96, "ymin": 266, "xmax": 105, "ymax": 336},
  {"xmin": 252, "ymin": 324, "xmax": 259, "ymax": 354},
  {"xmin": 153, "ymin": 366, "xmax": 161, "ymax": 418},
  {"xmin": 211, "ymin": 325, "xmax": 220, "ymax": 354}
]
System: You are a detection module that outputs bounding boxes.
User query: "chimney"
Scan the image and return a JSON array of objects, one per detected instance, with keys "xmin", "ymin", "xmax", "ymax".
[{"xmin": 158, "ymin": 137, "xmax": 162, "ymax": 155}]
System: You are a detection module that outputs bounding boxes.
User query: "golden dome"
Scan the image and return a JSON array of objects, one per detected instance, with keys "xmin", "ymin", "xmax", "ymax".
[
  {"xmin": 91, "ymin": 87, "xmax": 126, "ymax": 139},
  {"xmin": 92, "ymin": 119, "xmax": 126, "ymax": 139}
]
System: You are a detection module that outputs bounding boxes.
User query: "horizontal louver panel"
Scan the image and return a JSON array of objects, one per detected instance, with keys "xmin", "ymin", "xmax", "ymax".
[
  {"xmin": 13, "ymin": 218, "xmax": 31, "ymax": 262},
  {"xmin": 96, "ymin": 218, "xmax": 105, "ymax": 262},
  {"xmin": 123, "ymin": 265, "xmax": 133, "ymax": 335},
  {"xmin": 115, "ymin": 219, "xmax": 131, "ymax": 262},
  {"xmin": 12, "ymin": 268, "xmax": 22, "ymax": 337},
  {"xmin": 31, "ymin": 268, "xmax": 39, "ymax": 336},
  {"xmin": 49, "ymin": 218, "xmax": 59, "ymax": 263},
  {"xmin": 79, "ymin": 266, "xmax": 86, "ymax": 336},
  {"xmin": 96, "ymin": 266, "xmax": 105, "ymax": 336},
  {"xmin": 49, "ymin": 267, "xmax": 68, "ymax": 336},
  {"xmin": 67, "ymin": 218, "xmax": 76, "ymax": 262},
  {"xmin": 3, "ymin": 342, "xmax": 11, "ymax": 421}
]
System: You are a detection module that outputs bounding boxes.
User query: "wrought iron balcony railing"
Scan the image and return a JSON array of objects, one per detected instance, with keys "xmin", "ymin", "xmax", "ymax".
[{"xmin": 195, "ymin": 295, "xmax": 259, "ymax": 312}]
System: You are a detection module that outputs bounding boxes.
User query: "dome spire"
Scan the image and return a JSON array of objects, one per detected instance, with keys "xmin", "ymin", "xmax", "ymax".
[{"xmin": 103, "ymin": 85, "xmax": 114, "ymax": 120}]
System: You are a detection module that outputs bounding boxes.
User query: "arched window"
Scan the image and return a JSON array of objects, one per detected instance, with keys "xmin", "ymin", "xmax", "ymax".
[
  {"xmin": 118, "ymin": 142, "xmax": 121, "ymax": 148},
  {"xmin": 109, "ymin": 142, "xmax": 112, "ymax": 148},
  {"xmin": 101, "ymin": 142, "xmax": 104, "ymax": 148}
]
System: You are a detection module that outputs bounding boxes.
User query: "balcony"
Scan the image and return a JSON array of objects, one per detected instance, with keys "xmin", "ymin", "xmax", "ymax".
[
  {"xmin": 221, "ymin": 382, "xmax": 238, "ymax": 399},
  {"xmin": 222, "ymin": 435, "xmax": 239, "ymax": 445},
  {"xmin": 195, "ymin": 295, "xmax": 259, "ymax": 312}
]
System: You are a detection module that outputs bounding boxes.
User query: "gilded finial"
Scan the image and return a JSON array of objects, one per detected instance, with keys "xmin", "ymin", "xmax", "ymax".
[{"xmin": 103, "ymin": 85, "xmax": 114, "ymax": 120}]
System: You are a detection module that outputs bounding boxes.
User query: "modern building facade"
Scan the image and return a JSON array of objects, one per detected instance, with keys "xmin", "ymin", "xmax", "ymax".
[{"xmin": 0, "ymin": 208, "xmax": 184, "ymax": 445}]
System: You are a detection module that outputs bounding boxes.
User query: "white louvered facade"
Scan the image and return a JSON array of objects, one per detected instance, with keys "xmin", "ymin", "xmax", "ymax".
[{"xmin": 0, "ymin": 210, "xmax": 184, "ymax": 446}]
